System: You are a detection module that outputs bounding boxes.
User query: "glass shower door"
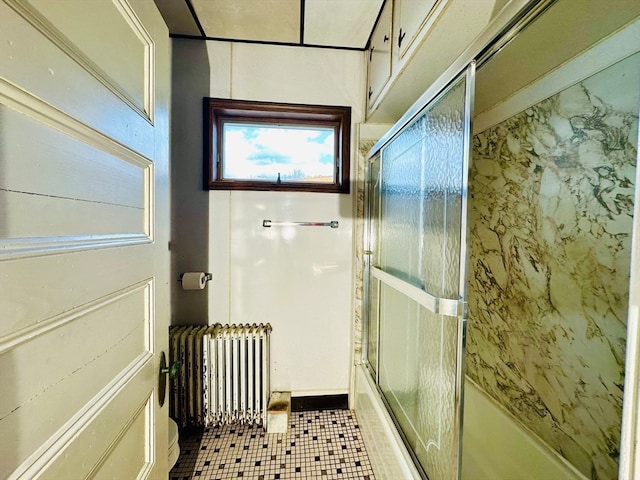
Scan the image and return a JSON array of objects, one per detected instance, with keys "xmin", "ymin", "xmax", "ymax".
[{"xmin": 364, "ymin": 63, "xmax": 474, "ymax": 480}]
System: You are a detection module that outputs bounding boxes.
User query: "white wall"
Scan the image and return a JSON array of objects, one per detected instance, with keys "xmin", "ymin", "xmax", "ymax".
[{"xmin": 171, "ymin": 39, "xmax": 365, "ymax": 395}]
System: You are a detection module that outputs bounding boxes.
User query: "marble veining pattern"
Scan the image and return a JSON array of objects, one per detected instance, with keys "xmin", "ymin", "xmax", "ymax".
[{"xmin": 466, "ymin": 55, "xmax": 638, "ymax": 480}]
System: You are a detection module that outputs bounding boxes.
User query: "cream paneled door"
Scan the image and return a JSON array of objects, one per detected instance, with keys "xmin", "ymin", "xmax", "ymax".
[{"xmin": 0, "ymin": 0, "xmax": 170, "ymax": 478}]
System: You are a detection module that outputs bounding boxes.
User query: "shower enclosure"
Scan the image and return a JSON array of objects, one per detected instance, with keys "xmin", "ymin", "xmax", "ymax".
[
  {"xmin": 363, "ymin": 65, "xmax": 474, "ymax": 480},
  {"xmin": 360, "ymin": 1, "xmax": 640, "ymax": 479}
]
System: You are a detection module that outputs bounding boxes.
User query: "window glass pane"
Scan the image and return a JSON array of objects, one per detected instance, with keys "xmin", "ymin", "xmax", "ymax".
[{"xmin": 222, "ymin": 123, "xmax": 336, "ymax": 183}]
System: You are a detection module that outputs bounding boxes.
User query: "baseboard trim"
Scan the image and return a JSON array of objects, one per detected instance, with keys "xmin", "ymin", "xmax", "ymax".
[{"xmin": 291, "ymin": 394, "xmax": 349, "ymax": 412}]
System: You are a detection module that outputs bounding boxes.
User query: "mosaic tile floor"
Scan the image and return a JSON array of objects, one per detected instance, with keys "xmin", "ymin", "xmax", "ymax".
[{"xmin": 170, "ymin": 409, "xmax": 376, "ymax": 479}]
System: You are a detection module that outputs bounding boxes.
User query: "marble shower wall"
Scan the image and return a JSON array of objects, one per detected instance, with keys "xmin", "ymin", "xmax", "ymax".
[
  {"xmin": 354, "ymin": 125, "xmax": 391, "ymax": 363},
  {"xmin": 466, "ymin": 53, "xmax": 639, "ymax": 480},
  {"xmin": 353, "ymin": 137, "xmax": 373, "ymax": 361}
]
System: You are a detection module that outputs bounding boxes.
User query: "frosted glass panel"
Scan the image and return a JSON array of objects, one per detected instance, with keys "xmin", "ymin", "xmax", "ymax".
[
  {"xmin": 380, "ymin": 77, "xmax": 466, "ymax": 298},
  {"xmin": 367, "ymin": 65, "xmax": 473, "ymax": 480},
  {"xmin": 379, "ymin": 284, "xmax": 459, "ymax": 480},
  {"xmin": 423, "ymin": 79, "xmax": 465, "ymax": 298},
  {"xmin": 379, "ymin": 117, "xmax": 426, "ymax": 285}
]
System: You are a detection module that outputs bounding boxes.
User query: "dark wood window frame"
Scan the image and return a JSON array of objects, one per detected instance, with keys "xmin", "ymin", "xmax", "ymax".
[{"xmin": 203, "ymin": 97, "xmax": 351, "ymax": 193}]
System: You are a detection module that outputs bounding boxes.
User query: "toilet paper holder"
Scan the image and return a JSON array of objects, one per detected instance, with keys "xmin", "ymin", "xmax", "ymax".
[{"xmin": 177, "ymin": 272, "xmax": 213, "ymax": 283}]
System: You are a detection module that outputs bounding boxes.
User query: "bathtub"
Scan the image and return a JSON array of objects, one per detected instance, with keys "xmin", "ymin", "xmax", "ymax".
[{"xmin": 353, "ymin": 364, "xmax": 586, "ymax": 480}]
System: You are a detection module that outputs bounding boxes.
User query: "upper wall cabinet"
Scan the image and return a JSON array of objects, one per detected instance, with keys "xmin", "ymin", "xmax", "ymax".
[
  {"xmin": 366, "ymin": 0, "xmax": 451, "ymax": 117},
  {"xmin": 367, "ymin": 0, "xmax": 537, "ymax": 123},
  {"xmin": 396, "ymin": 0, "xmax": 441, "ymax": 58},
  {"xmin": 367, "ymin": 1, "xmax": 392, "ymax": 109}
]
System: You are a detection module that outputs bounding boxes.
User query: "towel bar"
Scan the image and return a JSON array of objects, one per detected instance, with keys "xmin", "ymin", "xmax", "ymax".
[{"xmin": 262, "ymin": 220, "xmax": 339, "ymax": 229}]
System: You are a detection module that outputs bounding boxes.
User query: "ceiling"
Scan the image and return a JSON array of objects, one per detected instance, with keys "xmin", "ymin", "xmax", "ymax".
[{"xmin": 153, "ymin": 0, "xmax": 385, "ymax": 50}]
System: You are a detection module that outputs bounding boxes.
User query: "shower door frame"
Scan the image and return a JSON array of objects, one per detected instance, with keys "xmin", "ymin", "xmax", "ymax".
[
  {"xmin": 361, "ymin": 1, "xmax": 640, "ymax": 479},
  {"xmin": 362, "ymin": 63, "xmax": 475, "ymax": 480},
  {"xmin": 360, "ymin": 3, "xmax": 565, "ymax": 477}
]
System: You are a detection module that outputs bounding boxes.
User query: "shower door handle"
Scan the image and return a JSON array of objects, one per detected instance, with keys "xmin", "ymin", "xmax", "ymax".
[{"xmin": 370, "ymin": 266, "xmax": 464, "ymax": 317}]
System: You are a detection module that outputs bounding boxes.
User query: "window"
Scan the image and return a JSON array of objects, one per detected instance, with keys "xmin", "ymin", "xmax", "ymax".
[{"xmin": 203, "ymin": 98, "xmax": 351, "ymax": 193}]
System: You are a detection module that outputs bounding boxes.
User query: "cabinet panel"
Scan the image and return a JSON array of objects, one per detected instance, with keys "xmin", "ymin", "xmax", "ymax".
[
  {"xmin": 396, "ymin": 0, "xmax": 440, "ymax": 57},
  {"xmin": 367, "ymin": 0, "xmax": 392, "ymax": 108}
]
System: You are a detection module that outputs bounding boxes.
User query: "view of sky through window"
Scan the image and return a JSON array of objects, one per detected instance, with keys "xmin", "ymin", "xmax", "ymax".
[{"xmin": 222, "ymin": 123, "xmax": 336, "ymax": 183}]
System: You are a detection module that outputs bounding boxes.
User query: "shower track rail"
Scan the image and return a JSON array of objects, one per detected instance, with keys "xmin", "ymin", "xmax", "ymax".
[{"xmin": 370, "ymin": 266, "xmax": 464, "ymax": 317}]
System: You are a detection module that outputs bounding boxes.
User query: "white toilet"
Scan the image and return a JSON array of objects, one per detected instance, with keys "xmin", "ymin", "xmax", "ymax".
[{"xmin": 168, "ymin": 418, "xmax": 180, "ymax": 470}]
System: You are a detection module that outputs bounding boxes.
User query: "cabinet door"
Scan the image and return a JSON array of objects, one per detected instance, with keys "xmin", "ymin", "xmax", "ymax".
[
  {"xmin": 396, "ymin": 0, "xmax": 440, "ymax": 57},
  {"xmin": 367, "ymin": 0, "xmax": 392, "ymax": 109}
]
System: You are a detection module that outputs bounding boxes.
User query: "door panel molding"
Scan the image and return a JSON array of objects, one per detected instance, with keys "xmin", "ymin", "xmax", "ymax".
[
  {"xmin": 0, "ymin": 1, "xmax": 154, "ymax": 158},
  {"xmin": 0, "ymin": 279, "xmax": 153, "ymax": 354},
  {"xmin": 11, "ymin": 355, "xmax": 154, "ymax": 479},
  {"xmin": 0, "ymin": 78, "xmax": 151, "ymax": 172},
  {"xmin": 0, "ymin": 234, "xmax": 152, "ymax": 261},
  {"xmin": 0, "ymin": 77, "xmax": 153, "ymax": 258},
  {"xmin": 86, "ymin": 394, "xmax": 155, "ymax": 480},
  {"xmin": 0, "ymin": 105, "xmax": 146, "ymax": 208},
  {"xmin": 0, "ymin": 281, "xmax": 154, "ymax": 478},
  {"xmin": 3, "ymin": 0, "xmax": 154, "ymax": 122},
  {"xmin": 0, "ymin": 246, "xmax": 154, "ymax": 336}
]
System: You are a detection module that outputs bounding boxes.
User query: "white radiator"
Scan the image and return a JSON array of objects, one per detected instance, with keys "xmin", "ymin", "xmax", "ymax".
[{"xmin": 169, "ymin": 323, "xmax": 272, "ymax": 428}]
